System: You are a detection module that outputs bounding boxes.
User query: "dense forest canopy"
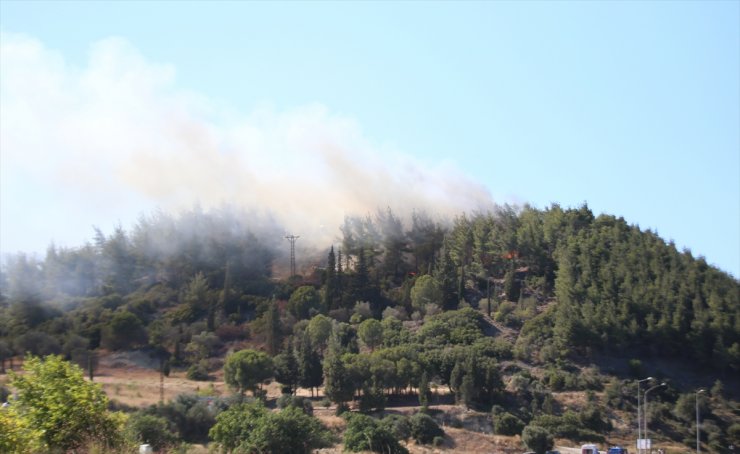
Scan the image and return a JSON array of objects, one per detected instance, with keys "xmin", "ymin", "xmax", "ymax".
[{"xmin": 0, "ymin": 203, "xmax": 737, "ymax": 370}]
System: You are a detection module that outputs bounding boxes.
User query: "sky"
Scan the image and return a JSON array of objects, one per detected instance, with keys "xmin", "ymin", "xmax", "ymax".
[{"xmin": 1, "ymin": 1, "xmax": 738, "ymax": 277}]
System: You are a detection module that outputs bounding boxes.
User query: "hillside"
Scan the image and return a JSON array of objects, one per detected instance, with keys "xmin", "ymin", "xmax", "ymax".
[{"xmin": 1, "ymin": 203, "xmax": 738, "ymax": 452}]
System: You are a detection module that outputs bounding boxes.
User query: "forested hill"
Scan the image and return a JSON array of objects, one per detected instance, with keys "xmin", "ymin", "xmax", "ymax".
[{"xmin": 0, "ymin": 203, "xmax": 737, "ymax": 371}]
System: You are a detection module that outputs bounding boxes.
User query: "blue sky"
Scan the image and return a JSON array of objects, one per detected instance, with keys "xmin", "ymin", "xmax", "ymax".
[{"xmin": 1, "ymin": 1, "xmax": 738, "ymax": 276}]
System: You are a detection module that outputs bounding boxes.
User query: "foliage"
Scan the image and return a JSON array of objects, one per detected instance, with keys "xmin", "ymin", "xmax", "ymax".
[
  {"xmin": 209, "ymin": 402, "xmax": 267, "ymax": 453},
  {"xmin": 493, "ymin": 412, "xmax": 524, "ymax": 436},
  {"xmin": 223, "ymin": 349, "xmax": 273, "ymax": 395},
  {"xmin": 186, "ymin": 361, "xmax": 210, "ymax": 381},
  {"xmin": 358, "ymin": 318, "xmax": 383, "ymax": 351},
  {"xmin": 9, "ymin": 355, "xmax": 123, "ymax": 451},
  {"xmin": 124, "ymin": 412, "xmax": 178, "ymax": 450},
  {"xmin": 288, "ymin": 286, "xmax": 321, "ymax": 320},
  {"xmin": 0, "ymin": 405, "xmax": 43, "ymax": 454},
  {"xmin": 209, "ymin": 402, "xmax": 330, "ymax": 454},
  {"xmin": 409, "ymin": 412, "xmax": 444, "ymax": 444},
  {"xmin": 273, "ymin": 351, "xmax": 300, "ymax": 394},
  {"xmin": 530, "ymin": 412, "xmax": 605, "ymax": 442},
  {"xmin": 411, "ymin": 275, "xmax": 443, "ymax": 312},
  {"xmin": 343, "ymin": 412, "xmax": 409, "ymax": 454},
  {"xmin": 322, "ymin": 336, "xmax": 354, "ymax": 406},
  {"xmin": 276, "ymin": 394, "xmax": 313, "ymax": 415},
  {"xmin": 144, "ymin": 393, "xmax": 221, "ymax": 444},
  {"xmin": 521, "ymin": 424, "xmax": 554, "ymax": 454}
]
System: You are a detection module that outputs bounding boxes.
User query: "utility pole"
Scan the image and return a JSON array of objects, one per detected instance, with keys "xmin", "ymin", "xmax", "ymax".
[
  {"xmin": 285, "ymin": 235, "xmax": 300, "ymax": 277},
  {"xmin": 637, "ymin": 376, "xmax": 653, "ymax": 454},
  {"xmin": 696, "ymin": 389, "xmax": 705, "ymax": 454}
]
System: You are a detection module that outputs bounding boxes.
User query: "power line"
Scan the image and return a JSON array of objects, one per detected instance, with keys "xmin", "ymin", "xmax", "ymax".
[{"xmin": 285, "ymin": 235, "xmax": 300, "ymax": 277}]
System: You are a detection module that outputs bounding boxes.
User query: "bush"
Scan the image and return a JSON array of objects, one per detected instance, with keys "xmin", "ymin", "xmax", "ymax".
[
  {"xmin": 343, "ymin": 413, "xmax": 408, "ymax": 454},
  {"xmin": 210, "ymin": 402, "xmax": 330, "ymax": 454},
  {"xmin": 628, "ymin": 358, "xmax": 645, "ymax": 378},
  {"xmin": 380, "ymin": 414, "xmax": 411, "ymax": 441},
  {"xmin": 276, "ymin": 394, "xmax": 313, "ymax": 415},
  {"xmin": 146, "ymin": 393, "xmax": 221, "ymax": 443},
  {"xmin": 409, "ymin": 413, "xmax": 444, "ymax": 444},
  {"xmin": 521, "ymin": 424, "xmax": 554, "ymax": 454},
  {"xmin": 493, "ymin": 412, "xmax": 524, "ymax": 436},
  {"xmin": 530, "ymin": 412, "xmax": 604, "ymax": 443},
  {"xmin": 125, "ymin": 413, "xmax": 177, "ymax": 450},
  {"xmin": 186, "ymin": 361, "xmax": 210, "ymax": 381}
]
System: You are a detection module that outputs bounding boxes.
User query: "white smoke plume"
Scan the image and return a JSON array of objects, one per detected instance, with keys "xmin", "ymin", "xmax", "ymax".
[{"xmin": 1, "ymin": 32, "xmax": 494, "ymax": 254}]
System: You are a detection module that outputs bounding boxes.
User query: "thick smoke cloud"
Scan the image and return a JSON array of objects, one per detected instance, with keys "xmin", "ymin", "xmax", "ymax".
[{"xmin": 0, "ymin": 32, "xmax": 494, "ymax": 254}]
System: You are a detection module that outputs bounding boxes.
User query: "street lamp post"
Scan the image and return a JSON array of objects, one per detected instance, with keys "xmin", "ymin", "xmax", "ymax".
[
  {"xmin": 696, "ymin": 389, "xmax": 705, "ymax": 454},
  {"xmin": 644, "ymin": 382, "xmax": 666, "ymax": 452},
  {"xmin": 637, "ymin": 377, "xmax": 653, "ymax": 454}
]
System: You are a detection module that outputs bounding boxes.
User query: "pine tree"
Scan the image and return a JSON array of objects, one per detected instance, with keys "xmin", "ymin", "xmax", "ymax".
[
  {"xmin": 324, "ymin": 246, "xmax": 336, "ymax": 312},
  {"xmin": 435, "ymin": 240, "xmax": 458, "ymax": 311},
  {"xmin": 323, "ymin": 334, "xmax": 354, "ymax": 409},
  {"xmin": 297, "ymin": 331, "xmax": 323, "ymax": 397},
  {"xmin": 264, "ymin": 299, "xmax": 281, "ymax": 356},
  {"xmin": 419, "ymin": 371, "xmax": 430, "ymax": 411}
]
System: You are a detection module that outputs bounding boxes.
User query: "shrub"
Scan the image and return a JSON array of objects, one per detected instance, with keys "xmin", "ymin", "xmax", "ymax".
[
  {"xmin": 380, "ymin": 414, "xmax": 411, "ymax": 441},
  {"xmin": 343, "ymin": 413, "xmax": 408, "ymax": 454},
  {"xmin": 146, "ymin": 393, "xmax": 221, "ymax": 443},
  {"xmin": 521, "ymin": 425, "xmax": 554, "ymax": 454},
  {"xmin": 276, "ymin": 394, "xmax": 314, "ymax": 415},
  {"xmin": 124, "ymin": 413, "xmax": 177, "ymax": 450},
  {"xmin": 628, "ymin": 358, "xmax": 645, "ymax": 378},
  {"xmin": 186, "ymin": 361, "xmax": 210, "ymax": 381},
  {"xmin": 9, "ymin": 355, "xmax": 123, "ymax": 451},
  {"xmin": 210, "ymin": 402, "xmax": 331, "ymax": 454},
  {"xmin": 493, "ymin": 412, "xmax": 524, "ymax": 436},
  {"xmin": 409, "ymin": 413, "xmax": 444, "ymax": 444}
]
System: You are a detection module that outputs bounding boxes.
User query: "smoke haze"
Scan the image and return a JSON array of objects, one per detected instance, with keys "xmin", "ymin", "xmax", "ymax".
[{"xmin": 0, "ymin": 32, "xmax": 494, "ymax": 255}]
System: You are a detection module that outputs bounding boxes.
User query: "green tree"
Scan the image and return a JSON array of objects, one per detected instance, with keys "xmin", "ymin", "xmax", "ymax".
[
  {"xmin": 358, "ymin": 318, "xmax": 383, "ymax": 352},
  {"xmin": 493, "ymin": 412, "xmax": 524, "ymax": 436},
  {"xmin": 434, "ymin": 241, "xmax": 458, "ymax": 311},
  {"xmin": 183, "ymin": 271, "xmax": 211, "ymax": 322},
  {"xmin": 289, "ymin": 285, "xmax": 321, "ymax": 319},
  {"xmin": 324, "ymin": 246, "xmax": 338, "ymax": 311},
  {"xmin": 244, "ymin": 406, "xmax": 332, "ymax": 453},
  {"xmin": 209, "ymin": 402, "xmax": 330, "ymax": 454},
  {"xmin": 101, "ymin": 310, "xmax": 147, "ymax": 350},
  {"xmin": 410, "ymin": 275, "xmax": 443, "ymax": 314},
  {"xmin": 209, "ymin": 402, "xmax": 267, "ymax": 453},
  {"xmin": 274, "ymin": 350, "xmax": 300, "ymax": 394},
  {"xmin": 521, "ymin": 424, "xmax": 554, "ymax": 454},
  {"xmin": 223, "ymin": 349, "xmax": 273, "ymax": 395},
  {"xmin": 124, "ymin": 413, "xmax": 178, "ymax": 451},
  {"xmin": 323, "ymin": 335, "xmax": 354, "ymax": 409},
  {"xmin": 343, "ymin": 413, "xmax": 409, "ymax": 454},
  {"xmin": 297, "ymin": 331, "xmax": 323, "ymax": 396},
  {"xmin": 263, "ymin": 299, "xmax": 281, "ymax": 355},
  {"xmin": 307, "ymin": 314, "xmax": 333, "ymax": 353},
  {"xmin": 419, "ymin": 371, "xmax": 430, "ymax": 411},
  {"xmin": 409, "ymin": 413, "xmax": 444, "ymax": 444},
  {"xmin": 9, "ymin": 355, "xmax": 123, "ymax": 451}
]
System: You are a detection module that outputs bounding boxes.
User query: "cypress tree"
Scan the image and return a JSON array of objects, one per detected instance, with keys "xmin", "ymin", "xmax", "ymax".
[{"xmin": 324, "ymin": 246, "xmax": 336, "ymax": 312}]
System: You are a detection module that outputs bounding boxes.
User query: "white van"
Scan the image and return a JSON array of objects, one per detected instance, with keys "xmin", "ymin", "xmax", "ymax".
[{"xmin": 581, "ymin": 444, "xmax": 599, "ymax": 454}]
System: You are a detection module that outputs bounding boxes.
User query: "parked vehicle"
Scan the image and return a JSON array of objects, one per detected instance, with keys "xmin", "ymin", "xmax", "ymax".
[
  {"xmin": 608, "ymin": 448, "xmax": 628, "ymax": 454},
  {"xmin": 581, "ymin": 444, "xmax": 599, "ymax": 454}
]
